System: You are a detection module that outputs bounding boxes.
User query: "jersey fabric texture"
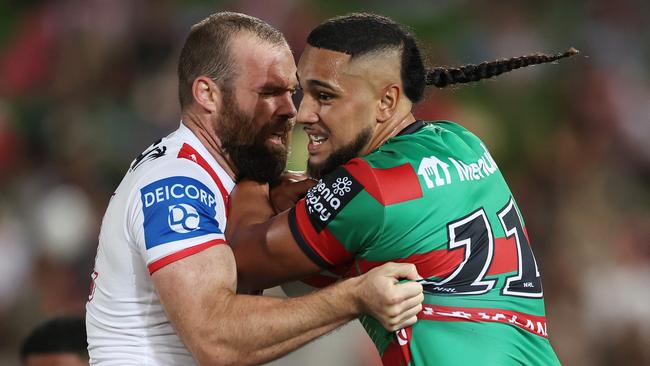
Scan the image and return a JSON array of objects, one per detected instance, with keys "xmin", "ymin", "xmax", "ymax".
[
  {"xmin": 288, "ymin": 121, "xmax": 560, "ymax": 365},
  {"xmin": 86, "ymin": 123, "xmax": 234, "ymax": 365}
]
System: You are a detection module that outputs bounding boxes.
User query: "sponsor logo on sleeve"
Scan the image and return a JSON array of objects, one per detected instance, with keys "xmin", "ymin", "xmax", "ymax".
[
  {"xmin": 140, "ymin": 176, "xmax": 221, "ymax": 249},
  {"xmin": 304, "ymin": 167, "xmax": 362, "ymax": 232}
]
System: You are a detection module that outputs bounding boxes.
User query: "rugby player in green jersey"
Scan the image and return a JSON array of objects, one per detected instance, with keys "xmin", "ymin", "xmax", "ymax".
[{"xmin": 226, "ymin": 13, "xmax": 577, "ymax": 365}]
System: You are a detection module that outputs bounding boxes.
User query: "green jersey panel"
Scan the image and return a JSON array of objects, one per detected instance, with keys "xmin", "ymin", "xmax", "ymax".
[{"xmin": 288, "ymin": 121, "xmax": 559, "ymax": 365}]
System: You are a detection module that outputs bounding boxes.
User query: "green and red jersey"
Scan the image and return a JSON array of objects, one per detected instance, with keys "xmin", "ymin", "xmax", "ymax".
[{"xmin": 288, "ymin": 121, "xmax": 560, "ymax": 365}]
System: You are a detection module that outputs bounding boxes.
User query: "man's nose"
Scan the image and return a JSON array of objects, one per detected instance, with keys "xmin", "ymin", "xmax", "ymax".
[
  {"xmin": 296, "ymin": 95, "xmax": 318, "ymax": 125},
  {"xmin": 277, "ymin": 91, "xmax": 297, "ymax": 119}
]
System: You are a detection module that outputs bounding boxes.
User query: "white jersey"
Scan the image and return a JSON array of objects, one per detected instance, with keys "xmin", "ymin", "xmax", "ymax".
[{"xmin": 86, "ymin": 123, "xmax": 234, "ymax": 365}]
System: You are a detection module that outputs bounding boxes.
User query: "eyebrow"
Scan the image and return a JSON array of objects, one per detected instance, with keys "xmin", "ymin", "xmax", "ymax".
[
  {"xmin": 259, "ymin": 81, "xmax": 298, "ymax": 92},
  {"xmin": 305, "ymin": 79, "xmax": 337, "ymax": 92}
]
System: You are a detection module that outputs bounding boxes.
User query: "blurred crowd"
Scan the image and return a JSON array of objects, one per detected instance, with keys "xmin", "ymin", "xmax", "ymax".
[{"xmin": 1, "ymin": 0, "xmax": 649, "ymax": 365}]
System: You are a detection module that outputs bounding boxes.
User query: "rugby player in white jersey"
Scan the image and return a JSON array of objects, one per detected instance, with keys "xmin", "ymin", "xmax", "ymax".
[{"xmin": 85, "ymin": 12, "xmax": 424, "ymax": 366}]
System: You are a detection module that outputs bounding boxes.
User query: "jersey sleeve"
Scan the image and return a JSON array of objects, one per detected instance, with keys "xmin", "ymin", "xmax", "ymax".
[
  {"xmin": 288, "ymin": 159, "xmax": 386, "ymax": 269},
  {"xmin": 128, "ymin": 159, "xmax": 228, "ymax": 274}
]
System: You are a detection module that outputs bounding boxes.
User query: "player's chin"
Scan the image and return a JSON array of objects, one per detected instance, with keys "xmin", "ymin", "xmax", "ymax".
[
  {"xmin": 307, "ymin": 155, "xmax": 326, "ymax": 171},
  {"xmin": 307, "ymin": 144, "xmax": 332, "ymax": 166}
]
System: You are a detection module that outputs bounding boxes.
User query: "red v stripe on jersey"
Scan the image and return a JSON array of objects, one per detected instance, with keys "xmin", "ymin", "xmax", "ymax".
[
  {"xmin": 177, "ymin": 143, "xmax": 230, "ymax": 217},
  {"xmin": 345, "ymin": 158, "xmax": 423, "ymax": 206},
  {"xmin": 351, "ymin": 236, "xmax": 519, "ymax": 278}
]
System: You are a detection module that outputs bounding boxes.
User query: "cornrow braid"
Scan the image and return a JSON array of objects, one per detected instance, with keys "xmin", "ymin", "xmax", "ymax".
[{"xmin": 426, "ymin": 47, "xmax": 579, "ymax": 88}]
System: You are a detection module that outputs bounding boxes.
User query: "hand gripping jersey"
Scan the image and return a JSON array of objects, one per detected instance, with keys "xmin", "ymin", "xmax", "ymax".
[
  {"xmin": 86, "ymin": 123, "xmax": 233, "ymax": 365},
  {"xmin": 288, "ymin": 121, "xmax": 560, "ymax": 365}
]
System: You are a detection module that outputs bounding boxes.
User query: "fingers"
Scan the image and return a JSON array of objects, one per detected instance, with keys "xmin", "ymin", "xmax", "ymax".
[
  {"xmin": 394, "ymin": 315, "xmax": 418, "ymax": 330},
  {"xmin": 374, "ymin": 262, "xmax": 422, "ymax": 281},
  {"xmin": 358, "ymin": 263, "xmax": 425, "ymax": 332},
  {"xmin": 270, "ymin": 179, "xmax": 318, "ymax": 213},
  {"xmin": 379, "ymin": 289, "xmax": 424, "ymax": 331},
  {"xmin": 398, "ymin": 290, "xmax": 425, "ymax": 313},
  {"xmin": 283, "ymin": 170, "xmax": 310, "ymax": 182},
  {"xmin": 393, "ymin": 281, "xmax": 424, "ymax": 302},
  {"xmin": 271, "ymin": 171, "xmax": 310, "ymax": 186},
  {"xmin": 279, "ymin": 179, "xmax": 317, "ymax": 199},
  {"xmin": 386, "ymin": 312, "xmax": 419, "ymax": 331},
  {"xmin": 390, "ymin": 293, "xmax": 424, "ymax": 329},
  {"xmin": 291, "ymin": 178, "xmax": 318, "ymax": 193},
  {"xmin": 378, "ymin": 302, "xmax": 422, "ymax": 332}
]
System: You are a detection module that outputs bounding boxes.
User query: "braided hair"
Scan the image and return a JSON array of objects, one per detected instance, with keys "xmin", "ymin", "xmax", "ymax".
[
  {"xmin": 426, "ymin": 48, "xmax": 579, "ymax": 88},
  {"xmin": 307, "ymin": 13, "xmax": 578, "ymax": 103}
]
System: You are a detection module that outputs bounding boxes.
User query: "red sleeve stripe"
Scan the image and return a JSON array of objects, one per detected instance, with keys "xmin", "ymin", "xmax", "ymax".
[
  {"xmin": 344, "ymin": 158, "xmax": 422, "ymax": 206},
  {"xmin": 350, "ymin": 237, "xmax": 518, "ymax": 278},
  {"xmin": 288, "ymin": 207, "xmax": 330, "ymax": 269},
  {"xmin": 290, "ymin": 199, "xmax": 353, "ymax": 267},
  {"xmin": 148, "ymin": 239, "xmax": 226, "ymax": 274},
  {"xmin": 177, "ymin": 143, "xmax": 230, "ymax": 217}
]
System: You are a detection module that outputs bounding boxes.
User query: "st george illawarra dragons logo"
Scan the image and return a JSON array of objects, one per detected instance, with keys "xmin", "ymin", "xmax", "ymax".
[{"xmin": 130, "ymin": 139, "xmax": 167, "ymax": 171}]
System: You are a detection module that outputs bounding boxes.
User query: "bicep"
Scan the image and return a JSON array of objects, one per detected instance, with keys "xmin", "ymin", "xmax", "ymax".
[
  {"xmin": 152, "ymin": 245, "xmax": 235, "ymax": 352},
  {"xmin": 232, "ymin": 210, "xmax": 323, "ymax": 291}
]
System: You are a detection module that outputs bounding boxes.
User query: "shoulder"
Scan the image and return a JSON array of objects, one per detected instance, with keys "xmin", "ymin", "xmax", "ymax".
[
  {"xmin": 340, "ymin": 156, "xmax": 423, "ymax": 207},
  {"xmin": 120, "ymin": 132, "xmax": 231, "ymax": 223},
  {"xmin": 130, "ymin": 151, "xmax": 217, "ymax": 199},
  {"xmin": 428, "ymin": 120, "xmax": 486, "ymax": 147},
  {"xmin": 127, "ymin": 127, "xmax": 231, "ymax": 199}
]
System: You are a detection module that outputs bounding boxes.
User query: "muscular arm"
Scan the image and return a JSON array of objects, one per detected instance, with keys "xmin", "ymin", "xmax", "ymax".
[
  {"xmin": 153, "ymin": 244, "xmax": 422, "ymax": 366},
  {"xmin": 225, "ymin": 181, "xmax": 325, "ymax": 291}
]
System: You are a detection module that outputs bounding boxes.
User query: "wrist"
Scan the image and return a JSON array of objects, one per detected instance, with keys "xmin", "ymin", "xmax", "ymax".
[{"xmin": 335, "ymin": 275, "xmax": 364, "ymax": 316}]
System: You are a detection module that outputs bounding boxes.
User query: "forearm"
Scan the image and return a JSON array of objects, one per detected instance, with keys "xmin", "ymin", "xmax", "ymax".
[
  {"xmin": 228, "ymin": 311, "xmax": 347, "ymax": 365},
  {"xmin": 224, "ymin": 279, "xmax": 359, "ymax": 351},
  {"xmin": 194, "ymin": 277, "xmax": 361, "ymax": 365}
]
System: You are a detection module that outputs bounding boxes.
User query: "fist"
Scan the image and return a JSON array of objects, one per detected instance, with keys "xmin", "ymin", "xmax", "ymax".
[
  {"xmin": 270, "ymin": 171, "xmax": 317, "ymax": 213},
  {"xmin": 356, "ymin": 263, "xmax": 424, "ymax": 332}
]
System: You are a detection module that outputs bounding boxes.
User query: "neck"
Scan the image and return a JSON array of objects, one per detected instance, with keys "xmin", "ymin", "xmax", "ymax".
[
  {"xmin": 363, "ymin": 112, "xmax": 417, "ymax": 155},
  {"xmin": 181, "ymin": 109, "xmax": 238, "ymax": 181}
]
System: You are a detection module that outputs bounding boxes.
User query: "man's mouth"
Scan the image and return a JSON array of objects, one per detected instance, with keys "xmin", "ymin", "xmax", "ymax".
[
  {"xmin": 307, "ymin": 133, "xmax": 328, "ymax": 145},
  {"xmin": 268, "ymin": 131, "xmax": 286, "ymax": 145},
  {"xmin": 305, "ymin": 128, "xmax": 330, "ymax": 155},
  {"xmin": 265, "ymin": 122, "xmax": 291, "ymax": 146}
]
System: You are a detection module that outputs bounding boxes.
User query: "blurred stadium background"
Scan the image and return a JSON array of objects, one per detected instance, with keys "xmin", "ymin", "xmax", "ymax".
[{"xmin": 1, "ymin": 0, "xmax": 649, "ymax": 365}]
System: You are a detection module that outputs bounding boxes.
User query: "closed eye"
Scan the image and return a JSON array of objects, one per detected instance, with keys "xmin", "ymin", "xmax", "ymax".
[
  {"xmin": 318, "ymin": 92, "xmax": 333, "ymax": 102},
  {"xmin": 259, "ymin": 89, "xmax": 298, "ymax": 100}
]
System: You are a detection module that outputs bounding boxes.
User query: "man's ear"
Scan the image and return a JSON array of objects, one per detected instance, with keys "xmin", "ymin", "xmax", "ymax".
[
  {"xmin": 377, "ymin": 84, "xmax": 400, "ymax": 122},
  {"xmin": 192, "ymin": 76, "xmax": 222, "ymax": 113}
]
